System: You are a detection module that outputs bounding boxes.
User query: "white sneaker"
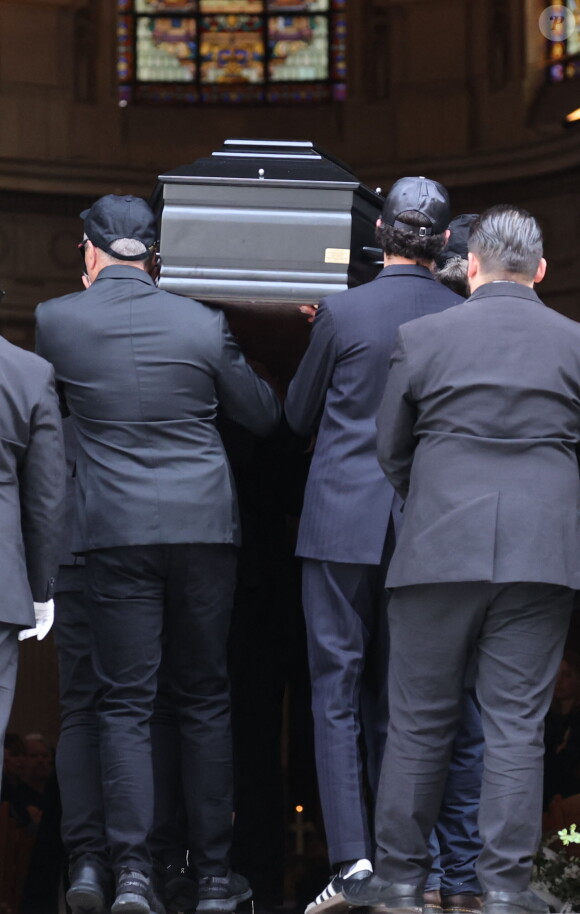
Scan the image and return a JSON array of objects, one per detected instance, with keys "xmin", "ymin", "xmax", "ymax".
[{"xmin": 305, "ymin": 860, "xmax": 373, "ymax": 914}]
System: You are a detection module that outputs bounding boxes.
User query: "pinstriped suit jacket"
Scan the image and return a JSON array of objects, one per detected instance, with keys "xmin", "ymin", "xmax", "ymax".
[{"xmin": 285, "ymin": 264, "xmax": 462, "ymax": 565}]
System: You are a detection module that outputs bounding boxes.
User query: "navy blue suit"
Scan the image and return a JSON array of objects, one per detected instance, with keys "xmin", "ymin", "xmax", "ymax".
[
  {"xmin": 285, "ymin": 265, "xmax": 482, "ymax": 889},
  {"xmin": 285, "ymin": 266, "xmax": 459, "ymax": 564}
]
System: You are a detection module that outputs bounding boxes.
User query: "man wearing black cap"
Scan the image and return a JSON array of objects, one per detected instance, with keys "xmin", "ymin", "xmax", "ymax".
[
  {"xmin": 35, "ymin": 194, "xmax": 281, "ymax": 914},
  {"xmin": 434, "ymin": 214, "xmax": 479, "ymax": 297},
  {"xmin": 285, "ymin": 177, "xmax": 477, "ymax": 914}
]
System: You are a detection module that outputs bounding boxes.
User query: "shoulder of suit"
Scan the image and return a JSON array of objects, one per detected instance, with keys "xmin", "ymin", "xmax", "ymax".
[
  {"xmin": 322, "ymin": 272, "xmax": 459, "ymax": 313},
  {"xmin": 37, "ymin": 284, "xmax": 218, "ymax": 321},
  {"xmin": 0, "ymin": 336, "xmax": 53, "ymax": 378},
  {"xmin": 318, "ymin": 278, "xmax": 390, "ymax": 319},
  {"xmin": 398, "ymin": 299, "xmax": 467, "ymax": 337},
  {"xmin": 534, "ymin": 300, "xmax": 580, "ymax": 333},
  {"xmin": 37, "ymin": 288, "xmax": 84, "ymax": 309}
]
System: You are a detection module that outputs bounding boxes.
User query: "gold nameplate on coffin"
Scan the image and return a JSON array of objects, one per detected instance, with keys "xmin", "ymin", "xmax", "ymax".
[{"xmin": 324, "ymin": 248, "xmax": 350, "ymax": 264}]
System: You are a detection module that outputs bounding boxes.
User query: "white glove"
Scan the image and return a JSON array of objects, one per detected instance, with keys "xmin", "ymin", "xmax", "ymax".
[{"xmin": 18, "ymin": 599, "xmax": 55, "ymax": 642}]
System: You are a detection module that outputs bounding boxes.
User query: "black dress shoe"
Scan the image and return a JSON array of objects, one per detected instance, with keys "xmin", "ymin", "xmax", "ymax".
[
  {"xmin": 482, "ymin": 890, "xmax": 549, "ymax": 914},
  {"xmin": 342, "ymin": 874, "xmax": 423, "ymax": 913},
  {"xmin": 66, "ymin": 859, "xmax": 112, "ymax": 914}
]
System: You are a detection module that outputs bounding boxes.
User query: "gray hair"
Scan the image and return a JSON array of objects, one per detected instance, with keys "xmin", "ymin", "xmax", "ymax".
[
  {"xmin": 109, "ymin": 238, "xmax": 148, "ymax": 258},
  {"xmin": 468, "ymin": 205, "xmax": 543, "ymax": 280},
  {"xmin": 84, "ymin": 233, "xmax": 149, "ymax": 263},
  {"xmin": 434, "ymin": 255, "xmax": 469, "ymax": 298}
]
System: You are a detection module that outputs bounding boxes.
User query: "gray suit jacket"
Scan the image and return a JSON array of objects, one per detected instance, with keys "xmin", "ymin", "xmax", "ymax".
[
  {"xmin": 0, "ymin": 338, "xmax": 65, "ymax": 626},
  {"xmin": 36, "ymin": 266, "xmax": 280, "ymax": 552},
  {"xmin": 285, "ymin": 265, "xmax": 462, "ymax": 564},
  {"xmin": 377, "ymin": 281, "xmax": 580, "ymax": 589}
]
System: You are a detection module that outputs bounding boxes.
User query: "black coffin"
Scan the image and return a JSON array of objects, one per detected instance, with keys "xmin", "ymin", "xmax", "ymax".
[{"xmin": 153, "ymin": 139, "xmax": 383, "ymax": 308}]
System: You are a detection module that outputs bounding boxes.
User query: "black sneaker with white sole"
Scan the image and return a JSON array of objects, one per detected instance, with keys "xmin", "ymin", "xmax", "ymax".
[{"xmin": 196, "ymin": 872, "xmax": 252, "ymax": 913}]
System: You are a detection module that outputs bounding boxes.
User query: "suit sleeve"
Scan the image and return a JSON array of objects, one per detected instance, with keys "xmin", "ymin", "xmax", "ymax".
[
  {"xmin": 35, "ymin": 305, "xmax": 69, "ymax": 417},
  {"xmin": 376, "ymin": 330, "xmax": 418, "ymax": 501},
  {"xmin": 284, "ymin": 300, "xmax": 337, "ymax": 436},
  {"xmin": 19, "ymin": 364, "xmax": 66, "ymax": 602},
  {"xmin": 214, "ymin": 310, "xmax": 281, "ymax": 436}
]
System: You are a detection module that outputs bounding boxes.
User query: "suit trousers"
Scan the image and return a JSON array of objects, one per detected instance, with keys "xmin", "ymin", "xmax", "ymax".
[
  {"xmin": 303, "ymin": 555, "xmax": 483, "ymax": 888},
  {"xmin": 424, "ymin": 688, "xmax": 483, "ymax": 896},
  {"xmin": 375, "ymin": 581, "xmax": 573, "ymax": 893},
  {"xmin": 85, "ymin": 543, "xmax": 237, "ymax": 876},
  {"xmin": 0, "ymin": 623, "xmax": 19, "ymax": 780},
  {"xmin": 302, "ymin": 536, "xmax": 393, "ymax": 865},
  {"xmin": 53, "ymin": 569, "xmax": 108, "ymax": 867}
]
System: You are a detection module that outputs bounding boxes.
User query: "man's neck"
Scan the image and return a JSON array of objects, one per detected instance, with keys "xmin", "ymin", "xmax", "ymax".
[
  {"xmin": 383, "ymin": 255, "xmax": 433, "ymax": 269},
  {"xmin": 470, "ymin": 274, "xmax": 534, "ymax": 293}
]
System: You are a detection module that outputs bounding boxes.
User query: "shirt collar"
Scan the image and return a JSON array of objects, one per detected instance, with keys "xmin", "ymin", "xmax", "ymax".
[
  {"xmin": 467, "ymin": 280, "xmax": 544, "ymax": 306},
  {"xmin": 375, "ymin": 264, "xmax": 436, "ymax": 281},
  {"xmin": 94, "ymin": 265, "xmax": 156, "ymax": 286}
]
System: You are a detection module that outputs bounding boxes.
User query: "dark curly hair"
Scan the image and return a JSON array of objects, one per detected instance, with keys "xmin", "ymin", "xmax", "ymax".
[{"xmin": 376, "ymin": 210, "xmax": 447, "ymax": 262}]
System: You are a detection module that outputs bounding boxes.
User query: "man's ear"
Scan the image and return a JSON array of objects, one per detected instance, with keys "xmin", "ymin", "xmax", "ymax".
[
  {"xmin": 534, "ymin": 257, "xmax": 547, "ymax": 285},
  {"xmin": 84, "ymin": 240, "xmax": 99, "ymax": 274},
  {"xmin": 442, "ymin": 228, "xmax": 451, "ymax": 248},
  {"xmin": 467, "ymin": 251, "xmax": 478, "ymax": 280}
]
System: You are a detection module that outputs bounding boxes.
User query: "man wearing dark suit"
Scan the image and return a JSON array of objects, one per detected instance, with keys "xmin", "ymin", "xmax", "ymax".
[
  {"xmin": 0, "ymin": 337, "xmax": 65, "ymax": 778},
  {"xmin": 344, "ymin": 205, "xmax": 580, "ymax": 914},
  {"xmin": 285, "ymin": 177, "xmax": 484, "ymax": 913},
  {"xmin": 35, "ymin": 195, "xmax": 281, "ymax": 914}
]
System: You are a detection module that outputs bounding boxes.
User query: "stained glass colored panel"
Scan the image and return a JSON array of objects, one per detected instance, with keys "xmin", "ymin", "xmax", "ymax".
[
  {"xmin": 267, "ymin": 1, "xmax": 329, "ymax": 10},
  {"xmin": 136, "ymin": 17, "xmax": 197, "ymax": 81},
  {"xmin": 269, "ymin": 15, "xmax": 328, "ymax": 81},
  {"xmin": 200, "ymin": 22, "xmax": 264, "ymax": 83},
  {"xmin": 567, "ymin": 0, "xmax": 580, "ymax": 55},
  {"xmin": 135, "ymin": 0, "xmax": 197, "ymax": 11},
  {"xmin": 118, "ymin": 14, "xmax": 135, "ymax": 83},
  {"xmin": 200, "ymin": 14, "xmax": 262, "ymax": 29},
  {"xmin": 199, "ymin": 1, "xmax": 263, "ymax": 12},
  {"xmin": 547, "ymin": 1, "xmax": 580, "ymax": 81},
  {"xmin": 119, "ymin": 0, "xmax": 347, "ymax": 103},
  {"xmin": 330, "ymin": 8, "xmax": 346, "ymax": 79}
]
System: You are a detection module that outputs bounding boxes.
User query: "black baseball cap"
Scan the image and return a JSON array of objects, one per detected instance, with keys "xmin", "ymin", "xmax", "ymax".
[
  {"xmin": 80, "ymin": 194, "xmax": 158, "ymax": 260},
  {"xmin": 381, "ymin": 176, "xmax": 451, "ymax": 236},
  {"xmin": 445, "ymin": 213, "xmax": 479, "ymax": 260}
]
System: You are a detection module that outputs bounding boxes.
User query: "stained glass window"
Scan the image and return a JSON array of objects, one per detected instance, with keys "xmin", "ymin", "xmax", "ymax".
[
  {"xmin": 117, "ymin": 0, "xmax": 347, "ymax": 104},
  {"xmin": 546, "ymin": 1, "xmax": 580, "ymax": 82}
]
